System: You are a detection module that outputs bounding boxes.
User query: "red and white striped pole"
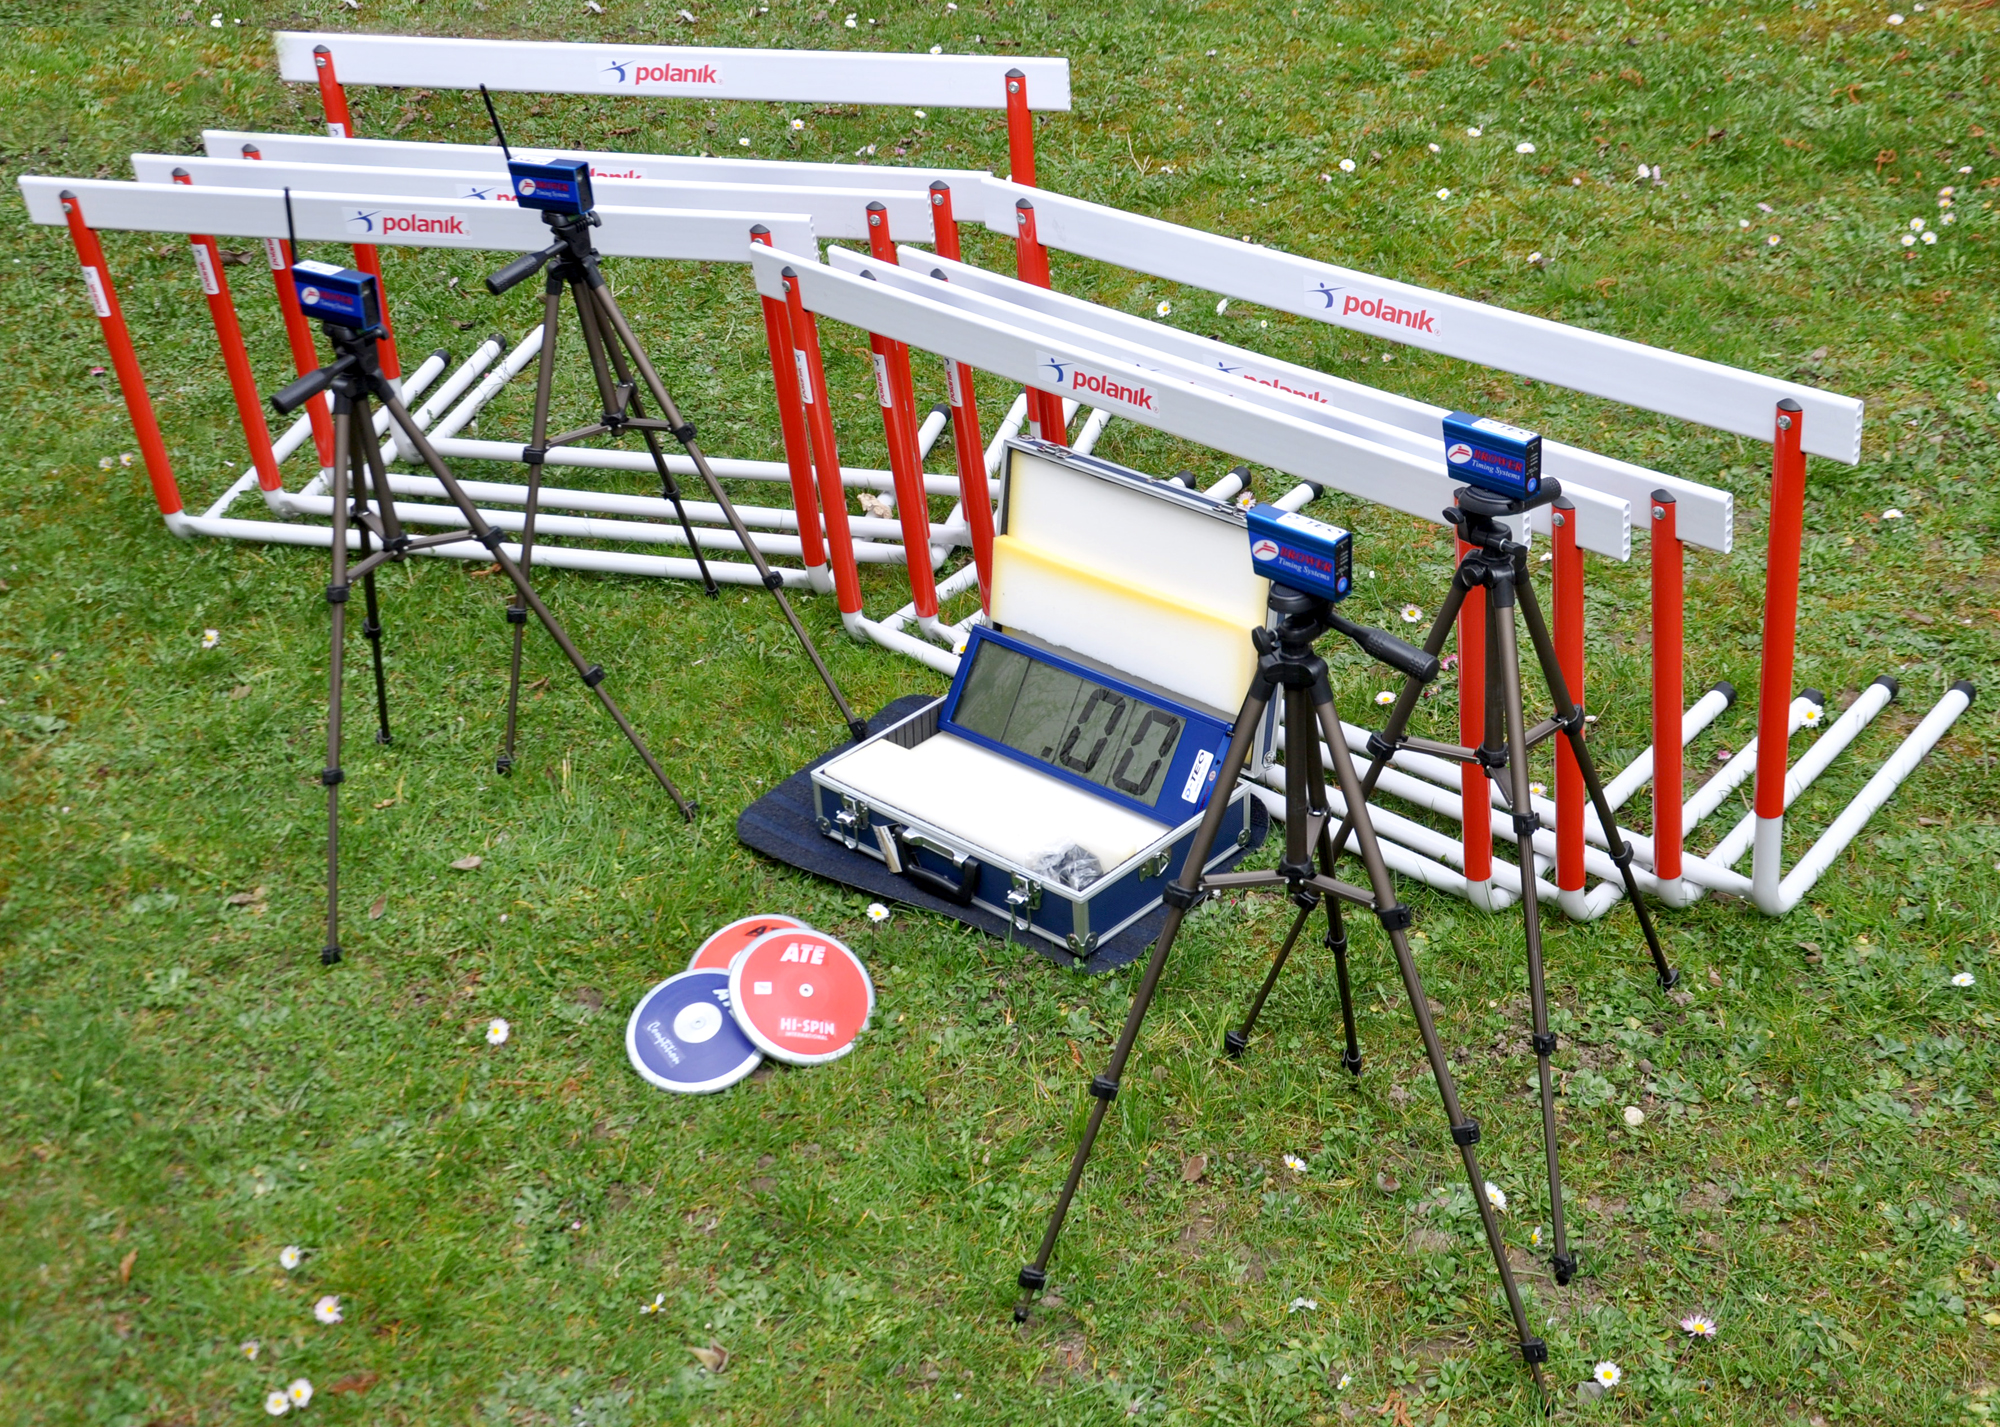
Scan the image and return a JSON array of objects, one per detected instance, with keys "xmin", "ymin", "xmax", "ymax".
[
  {"xmin": 1004, "ymin": 67, "xmax": 1036, "ymax": 188},
  {"xmin": 780, "ymin": 267, "xmax": 865, "ymax": 626},
  {"xmin": 750, "ymin": 225, "xmax": 830, "ymax": 590},
  {"xmin": 60, "ymin": 192, "xmax": 183, "ymax": 522},
  {"xmin": 1457, "ymin": 536, "xmax": 1493, "ymax": 907},
  {"xmin": 1011, "ymin": 199, "xmax": 1066, "ymax": 445},
  {"xmin": 310, "ymin": 43, "xmax": 402, "ymax": 381},
  {"xmin": 928, "ymin": 181, "xmax": 995, "ymax": 611},
  {"xmin": 170, "ymin": 170, "xmax": 284, "ymax": 494},
  {"xmin": 1552, "ymin": 496, "xmax": 1588, "ymax": 918},
  {"xmin": 242, "ymin": 142, "xmax": 334, "ymax": 468},
  {"xmin": 1751, "ymin": 399, "xmax": 1806, "ymax": 914},
  {"xmin": 1649, "ymin": 490, "xmax": 1687, "ymax": 906},
  {"xmin": 862, "ymin": 203, "xmax": 941, "ymax": 622}
]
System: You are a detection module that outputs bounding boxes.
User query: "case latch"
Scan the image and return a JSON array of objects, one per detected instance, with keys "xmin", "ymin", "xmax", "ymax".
[
  {"xmin": 834, "ymin": 794, "xmax": 870, "ymax": 850},
  {"xmin": 1006, "ymin": 874, "xmax": 1042, "ymax": 931}
]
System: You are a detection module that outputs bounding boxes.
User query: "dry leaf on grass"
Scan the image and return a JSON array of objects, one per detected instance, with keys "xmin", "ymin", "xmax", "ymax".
[
  {"xmin": 327, "ymin": 1371, "xmax": 379, "ymax": 1396},
  {"xmin": 690, "ymin": 1343, "xmax": 730, "ymax": 1373},
  {"xmin": 1181, "ymin": 1153, "xmax": 1208, "ymax": 1184},
  {"xmin": 119, "ymin": 1249, "xmax": 137, "ymax": 1283},
  {"xmin": 369, "ymin": 895, "xmax": 387, "ymax": 921},
  {"xmin": 450, "ymin": 856, "xmax": 483, "ymax": 872}
]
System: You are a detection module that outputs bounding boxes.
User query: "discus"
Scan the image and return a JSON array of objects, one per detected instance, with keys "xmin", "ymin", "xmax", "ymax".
[
  {"xmin": 688, "ymin": 913, "xmax": 811, "ymax": 972},
  {"xmin": 727, "ymin": 928, "xmax": 875, "ymax": 1066},
  {"xmin": 624, "ymin": 969, "xmax": 763, "ymax": 1094}
]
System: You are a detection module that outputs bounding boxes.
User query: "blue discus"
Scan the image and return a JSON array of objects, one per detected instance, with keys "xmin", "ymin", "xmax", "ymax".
[{"xmin": 624, "ymin": 969, "xmax": 763, "ymax": 1094}]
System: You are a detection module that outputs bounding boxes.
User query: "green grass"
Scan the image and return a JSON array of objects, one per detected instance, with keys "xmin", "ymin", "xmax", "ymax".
[{"xmin": 2, "ymin": 4, "xmax": 1997, "ymax": 1423}]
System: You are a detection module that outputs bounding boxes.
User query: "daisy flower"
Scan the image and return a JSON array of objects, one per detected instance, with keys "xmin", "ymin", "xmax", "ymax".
[
  {"xmin": 1530, "ymin": 1226, "xmax": 1544, "ymax": 1247},
  {"xmin": 241, "ymin": 1339, "xmax": 261, "ymax": 1359},
  {"xmin": 1767, "ymin": 234, "xmax": 1782, "ymax": 246},
  {"xmin": 1337, "ymin": 1372, "xmax": 1353, "ymax": 1389},
  {"xmin": 1953, "ymin": 971, "xmax": 1975, "ymax": 987},
  {"xmin": 790, "ymin": 118, "xmax": 805, "ymax": 130},
  {"xmin": 1883, "ymin": 508, "xmax": 1904, "ymax": 519},
  {"xmin": 1739, "ymin": 218, "xmax": 1752, "ymax": 229},
  {"xmin": 1803, "ymin": 704, "xmax": 1823, "ymax": 726},
  {"xmin": 1485, "ymin": 1182, "xmax": 1508, "ymax": 1213},
  {"xmin": 1283, "ymin": 1152, "xmax": 1307, "ymax": 1172},
  {"xmin": 1156, "ymin": 299, "xmax": 1174, "ymax": 317},
  {"xmin": 121, "ymin": 452, "xmax": 134, "ymax": 466},
  {"xmin": 844, "ymin": 11, "xmax": 857, "ymax": 24},
  {"xmin": 738, "ymin": 137, "xmax": 751, "ymax": 147},
  {"xmin": 1338, "ymin": 157, "xmax": 1356, "ymax": 173},
  {"xmin": 1594, "ymin": 1361, "xmax": 1623, "ymax": 1388},
  {"xmin": 1901, "ymin": 234, "xmax": 1917, "ymax": 247},
  {"xmin": 1235, "ymin": 490, "xmax": 1258, "ymax": 510},
  {"xmin": 312, "ymin": 1294, "xmax": 342, "ymax": 1325},
  {"xmin": 1942, "ymin": 213, "xmax": 1956, "ymax": 225},
  {"xmin": 1911, "ymin": 217, "xmax": 1927, "ymax": 232},
  {"xmin": 640, "ymin": 1293, "xmax": 666, "ymax": 1314},
  {"xmin": 1427, "ymin": 142, "xmax": 1441, "ymax": 153},
  {"xmin": 1400, "ymin": 604, "xmax": 1423, "ymax": 623},
  {"xmin": 1922, "ymin": 231, "xmax": 1938, "ymax": 245},
  {"xmin": 1516, "ymin": 141, "xmax": 1535, "ymax": 154},
  {"xmin": 866, "ymin": 902, "xmax": 890, "ymax": 923},
  {"xmin": 99, "ymin": 456, "xmax": 116, "ymax": 470},
  {"xmin": 202, "ymin": 629, "xmax": 220, "ymax": 649},
  {"xmin": 1528, "ymin": 782, "xmax": 1546, "ymax": 798},
  {"xmin": 1466, "ymin": 126, "xmax": 1482, "ymax": 138},
  {"xmin": 1887, "ymin": 11, "xmax": 1904, "ymax": 22},
  {"xmin": 486, "ymin": 1017, "xmax": 510, "ymax": 1045},
  {"xmin": 1375, "ymin": 691, "xmax": 1395, "ymax": 706},
  {"xmin": 288, "ymin": 1380, "xmax": 313, "ymax": 1408},
  {"xmin": 1680, "ymin": 1313, "xmax": 1717, "ymax": 1337},
  {"xmin": 264, "ymin": 1390, "xmax": 291, "ymax": 1416},
  {"xmin": 1436, "ymin": 188, "xmax": 1452, "ymax": 200},
  {"xmin": 930, "ymin": 43, "xmax": 942, "ymax": 52},
  {"xmin": 279, "ymin": 1245, "xmax": 303, "ymax": 1270},
  {"xmin": 1288, "ymin": 1296, "xmax": 1318, "ymax": 1312}
]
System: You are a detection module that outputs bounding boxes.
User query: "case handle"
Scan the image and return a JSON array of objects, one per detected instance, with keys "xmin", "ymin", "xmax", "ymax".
[{"xmin": 892, "ymin": 827, "xmax": 980, "ymax": 905}]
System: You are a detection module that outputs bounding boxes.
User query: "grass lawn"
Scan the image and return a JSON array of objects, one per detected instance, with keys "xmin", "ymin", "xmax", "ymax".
[{"xmin": 2, "ymin": 3, "xmax": 1997, "ymax": 1422}]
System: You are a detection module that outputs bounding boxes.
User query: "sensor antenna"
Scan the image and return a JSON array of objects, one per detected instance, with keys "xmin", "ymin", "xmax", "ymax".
[
  {"xmin": 479, "ymin": 84, "xmax": 514, "ymax": 161},
  {"xmin": 284, "ymin": 185, "xmax": 300, "ymax": 256}
]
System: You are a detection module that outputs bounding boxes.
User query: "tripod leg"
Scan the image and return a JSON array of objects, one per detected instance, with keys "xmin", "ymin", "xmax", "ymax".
[
  {"xmin": 586, "ymin": 283, "xmax": 868, "ymax": 740},
  {"xmin": 1313, "ymin": 694, "xmax": 1549, "ymax": 1393},
  {"xmin": 1225, "ymin": 901, "xmax": 1312, "ymax": 1058},
  {"xmin": 348, "ymin": 407, "xmax": 397, "ymax": 746},
  {"xmin": 1325, "ymin": 898, "xmax": 1361, "ymax": 1075},
  {"xmin": 500, "ymin": 276, "xmax": 565, "ymax": 776},
  {"xmin": 574, "ymin": 287, "xmax": 718, "ymax": 597},
  {"xmin": 1488, "ymin": 577, "xmax": 1574, "ymax": 1285},
  {"xmin": 1514, "ymin": 570, "xmax": 1680, "ymax": 990},
  {"xmin": 375, "ymin": 388, "xmax": 697, "ymax": 820},
  {"xmin": 1015, "ymin": 686, "xmax": 1271, "ymax": 1321},
  {"xmin": 320, "ymin": 402, "xmax": 356, "ymax": 967}
]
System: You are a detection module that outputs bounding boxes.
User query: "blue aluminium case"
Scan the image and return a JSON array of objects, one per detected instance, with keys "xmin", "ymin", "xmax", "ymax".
[
  {"xmin": 806, "ymin": 441, "xmax": 1258, "ymax": 962},
  {"xmin": 1442, "ymin": 411, "xmax": 1542, "ymax": 501}
]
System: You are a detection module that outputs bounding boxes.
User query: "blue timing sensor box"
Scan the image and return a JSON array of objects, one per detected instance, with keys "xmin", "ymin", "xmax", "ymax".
[
  {"xmin": 509, "ymin": 158, "xmax": 593, "ymax": 215},
  {"xmin": 291, "ymin": 259, "xmax": 380, "ymax": 330},
  {"xmin": 1442, "ymin": 411, "xmax": 1542, "ymax": 501},
  {"xmin": 1247, "ymin": 503, "xmax": 1354, "ymax": 604}
]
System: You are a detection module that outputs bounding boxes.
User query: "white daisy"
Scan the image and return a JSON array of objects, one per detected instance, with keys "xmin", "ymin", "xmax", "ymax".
[
  {"xmin": 1883, "ymin": 508, "xmax": 1904, "ymax": 519},
  {"xmin": 240, "ymin": 1339, "xmax": 261, "ymax": 1359},
  {"xmin": 914, "ymin": 109, "xmax": 927, "ymax": 119},
  {"xmin": 486, "ymin": 1017, "xmax": 510, "ymax": 1045},
  {"xmin": 1942, "ymin": 213, "xmax": 1956, "ymax": 225},
  {"xmin": 121, "ymin": 452, "xmax": 134, "ymax": 466},
  {"xmin": 1427, "ymin": 142, "xmax": 1440, "ymax": 153},
  {"xmin": 1901, "ymin": 234, "xmax": 1917, "ymax": 247},
  {"xmin": 1527, "ymin": 250, "xmax": 1544, "ymax": 265},
  {"xmin": 1803, "ymin": 705, "xmax": 1823, "ymax": 726},
  {"xmin": 640, "ymin": 1293, "xmax": 666, "ymax": 1314},
  {"xmin": 1466, "ymin": 126, "xmax": 1482, "ymax": 138},
  {"xmin": 1680, "ymin": 1313, "xmax": 1717, "ymax": 1337},
  {"xmin": 1635, "ymin": 163, "xmax": 1650, "ymax": 180},
  {"xmin": 790, "ymin": 118, "xmax": 805, "ymax": 130},
  {"xmin": 1767, "ymin": 234, "xmax": 1782, "ymax": 246},
  {"xmin": 99, "ymin": 456, "xmax": 116, "ymax": 470},
  {"xmin": 1922, "ymin": 231, "xmax": 1938, "ymax": 244},
  {"xmin": 264, "ymin": 1390, "xmax": 290, "ymax": 1416},
  {"xmin": 1156, "ymin": 299, "xmax": 1173, "ymax": 317},
  {"xmin": 1530, "ymin": 1226, "xmax": 1544, "ymax": 1247},
  {"xmin": 1953, "ymin": 971, "xmax": 1975, "ymax": 987},
  {"xmin": 1337, "ymin": 1372, "xmax": 1353, "ymax": 1389},
  {"xmin": 1739, "ymin": 218, "xmax": 1752, "ymax": 229},
  {"xmin": 288, "ymin": 1380, "xmax": 313, "ymax": 1408},
  {"xmin": 866, "ymin": 902, "xmax": 890, "ymax": 923},
  {"xmin": 843, "ymin": 11, "xmax": 856, "ymax": 24},
  {"xmin": 1287, "ymin": 1296, "xmax": 1318, "ymax": 1312},
  {"xmin": 312, "ymin": 1294, "xmax": 342, "ymax": 1325},
  {"xmin": 1436, "ymin": 188, "xmax": 1452, "ymax": 200},
  {"xmin": 1528, "ymin": 782, "xmax": 1546, "ymax": 797},
  {"xmin": 279, "ymin": 1245, "xmax": 302, "ymax": 1270},
  {"xmin": 1338, "ymin": 157, "xmax": 1356, "ymax": 173},
  {"xmin": 1485, "ymin": 1182, "xmax": 1507, "ymax": 1213},
  {"xmin": 1516, "ymin": 141, "xmax": 1535, "ymax": 154},
  {"xmin": 1887, "ymin": 11, "xmax": 1904, "ymax": 21},
  {"xmin": 1911, "ymin": 217, "xmax": 1926, "ymax": 231},
  {"xmin": 1283, "ymin": 1152, "xmax": 1307, "ymax": 1172},
  {"xmin": 1375, "ymin": 691, "xmax": 1395, "ymax": 706},
  {"xmin": 1594, "ymin": 1361, "xmax": 1623, "ymax": 1388},
  {"xmin": 201, "ymin": 629, "xmax": 220, "ymax": 649},
  {"xmin": 1400, "ymin": 604, "xmax": 1423, "ymax": 623}
]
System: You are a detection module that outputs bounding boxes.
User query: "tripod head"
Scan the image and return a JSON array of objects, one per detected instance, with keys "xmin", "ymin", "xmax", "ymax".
[
  {"xmin": 486, "ymin": 209, "xmax": 604, "ymax": 296},
  {"xmin": 1255, "ymin": 585, "xmax": 1440, "ymax": 685},
  {"xmin": 269, "ymin": 320, "xmax": 389, "ymax": 415},
  {"xmin": 1443, "ymin": 479, "xmax": 1563, "ymax": 556}
]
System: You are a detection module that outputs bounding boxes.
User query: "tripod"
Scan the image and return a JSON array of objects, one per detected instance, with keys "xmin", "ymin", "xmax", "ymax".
[
  {"xmin": 1228, "ymin": 480, "xmax": 1679, "ymax": 1291},
  {"xmin": 270, "ymin": 319, "xmax": 691, "ymax": 966},
  {"xmin": 1014, "ymin": 584, "xmax": 1553, "ymax": 1393},
  {"xmin": 484, "ymin": 210, "xmax": 867, "ymax": 770}
]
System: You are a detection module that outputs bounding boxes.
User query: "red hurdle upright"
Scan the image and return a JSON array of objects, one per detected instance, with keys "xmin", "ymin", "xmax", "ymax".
[
  {"xmin": 1650, "ymin": 491, "xmax": 1687, "ymax": 905},
  {"xmin": 241, "ymin": 142, "xmax": 335, "ymax": 468},
  {"xmin": 309, "ymin": 44, "xmax": 402, "ymax": 380},
  {"xmin": 927, "ymin": 180, "xmax": 996, "ymax": 611},
  {"xmin": 1552, "ymin": 497, "xmax": 1586, "ymax": 916},
  {"xmin": 1750, "ymin": 399, "xmax": 1806, "ymax": 913},
  {"xmin": 750, "ymin": 225, "xmax": 830, "ymax": 590}
]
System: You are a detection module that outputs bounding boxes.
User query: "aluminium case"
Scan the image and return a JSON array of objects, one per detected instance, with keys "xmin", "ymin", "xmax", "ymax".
[{"xmin": 808, "ymin": 439, "xmax": 1261, "ymax": 959}]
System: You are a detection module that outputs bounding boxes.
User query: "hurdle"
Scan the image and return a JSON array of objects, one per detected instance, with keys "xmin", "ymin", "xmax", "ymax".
[{"xmin": 958, "ymin": 179, "xmax": 1969, "ymax": 917}]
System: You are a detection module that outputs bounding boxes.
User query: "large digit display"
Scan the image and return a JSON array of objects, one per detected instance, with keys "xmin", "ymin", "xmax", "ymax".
[{"xmin": 948, "ymin": 638, "xmax": 1191, "ymax": 810}]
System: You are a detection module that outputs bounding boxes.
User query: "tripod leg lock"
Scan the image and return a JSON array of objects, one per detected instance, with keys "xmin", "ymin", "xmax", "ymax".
[
  {"xmin": 320, "ymin": 766, "xmax": 345, "ymax": 787},
  {"xmin": 1375, "ymin": 903, "xmax": 1413, "ymax": 932},
  {"xmin": 1366, "ymin": 731, "xmax": 1399, "ymax": 764},
  {"xmin": 1560, "ymin": 705, "xmax": 1587, "ymax": 735},
  {"xmin": 1324, "ymin": 927, "xmax": 1348, "ymax": 954},
  {"xmin": 1552, "ymin": 1252, "xmax": 1578, "ymax": 1285},
  {"xmin": 582, "ymin": 664, "xmax": 606, "ymax": 688},
  {"xmin": 1511, "ymin": 810, "xmax": 1542, "ymax": 839},
  {"xmin": 1223, "ymin": 1029, "xmax": 1248, "ymax": 1058},
  {"xmin": 1520, "ymin": 1337, "xmax": 1549, "ymax": 1365},
  {"xmin": 1609, "ymin": 843, "xmax": 1636, "ymax": 871},
  {"xmin": 1450, "ymin": 1119, "xmax": 1481, "ymax": 1147},
  {"xmin": 1475, "ymin": 743, "xmax": 1507, "ymax": 772},
  {"xmin": 1531, "ymin": 1031, "xmax": 1557, "ymax": 1055},
  {"xmin": 670, "ymin": 421, "xmax": 697, "ymax": 445},
  {"xmin": 325, "ymin": 583, "xmax": 350, "ymax": 605},
  {"xmin": 361, "ymin": 618, "xmax": 382, "ymax": 640},
  {"xmin": 1017, "ymin": 1265, "xmax": 1047, "ymax": 1292},
  {"xmin": 522, "ymin": 446, "xmax": 547, "ymax": 465},
  {"xmin": 1289, "ymin": 886, "xmax": 1322, "ymax": 913},
  {"xmin": 1088, "ymin": 1074, "xmax": 1119, "ymax": 1102},
  {"xmin": 1161, "ymin": 882, "xmax": 1204, "ymax": 911},
  {"xmin": 505, "ymin": 606, "xmax": 528, "ymax": 626},
  {"xmin": 762, "ymin": 570, "xmax": 786, "ymax": 591},
  {"xmin": 476, "ymin": 527, "xmax": 507, "ymax": 552}
]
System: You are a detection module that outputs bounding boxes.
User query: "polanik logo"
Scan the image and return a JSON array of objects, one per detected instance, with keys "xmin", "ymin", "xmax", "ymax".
[
  {"xmin": 346, "ymin": 209, "xmax": 380, "ymax": 234},
  {"xmin": 600, "ymin": 54, "xmax": 721, "ymax": 87},
  {"xmin": 1040, "ymin": 356, "xmax": 1071, "ymax": 386},
  {"xmin": 1447, "ymin": 442, "xmax": 1474, "ymax": 465}
]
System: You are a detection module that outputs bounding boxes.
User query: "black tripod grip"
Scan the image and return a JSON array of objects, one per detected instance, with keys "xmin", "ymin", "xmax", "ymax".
[
  {"xmin": 270, "ymin": 364, "xmax": 339, "ymax": 415},
  {"xmin": 1330, "ymin": 615, "xmax": 1440, "ymax": 683},
  {"xmin": 486, "ymin": 245, "xmax": 559, "ymax": 296}
]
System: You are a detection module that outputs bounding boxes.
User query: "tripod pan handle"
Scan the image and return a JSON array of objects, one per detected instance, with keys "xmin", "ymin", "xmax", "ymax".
[
  {"xmin": 270, "ymin": 363, "xmax": 339, "ymax": 416},
  {"xmin": 1330, "ymin": 615, "xmax": 1440, "ymax": 684},
  {"xmin": 486, "ymin": 244, "xmax": 558, "ymax": 296}
]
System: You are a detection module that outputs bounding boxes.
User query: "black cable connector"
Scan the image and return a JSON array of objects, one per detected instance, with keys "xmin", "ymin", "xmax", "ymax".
[
  {"xmin": 1223, "ymin": 1029, "xmax": 1248, "ymax": 1058},
  {"xmin": 1521, "ymin": 1338, "xmax": 1548, "ymax": 1364}
]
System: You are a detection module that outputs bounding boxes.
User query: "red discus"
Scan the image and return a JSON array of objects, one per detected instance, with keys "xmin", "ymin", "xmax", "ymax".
[
  {"xmin": 688, "ymin": 914, "xmax": 810, "ymax": 973},
  {"xmin": 727, "ymin": 927, "xmax": 875, "ymax": 1066}
]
